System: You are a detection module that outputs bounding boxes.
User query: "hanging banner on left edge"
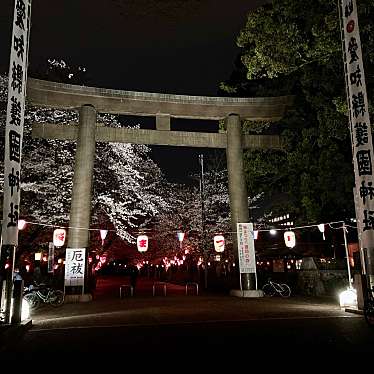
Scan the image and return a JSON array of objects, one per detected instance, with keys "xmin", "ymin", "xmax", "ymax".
[{"xmin": 1, "ymin": 0, "xmax": 32, "ymax": 245}]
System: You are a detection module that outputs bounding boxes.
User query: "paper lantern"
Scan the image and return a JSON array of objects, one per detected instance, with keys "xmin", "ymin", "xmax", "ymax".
[
  {"xmin": 137, "ymin": 235, "xmax": 148, "ymax": 252},
  {"xmin": 18, "ymin": 220, "xmax": 26, "ymax": 230},
  {"xmin": 53, "ymin": 228, "xmax": 66, "ymax": 247},
  {"xmin": 177, "ymin": 232, "xmax": 185, "ymax": 242},
  {"xmin": 284, "ymin": 231, "xmax": 296, "ymax": 248},
  {"xmin": 213, "ymin": 235, "xmax": 225, "ymax": 252},
  {"xmin": 100, "ymin": 229, "xmax": 108, "ymax": 246},
  {"xmin": 177, "ymin": 232, "xmax": 185, "ymax": 249},
  {"xmin": 318, "ymin": 224, "xmax": 325, "ymax": 240}
]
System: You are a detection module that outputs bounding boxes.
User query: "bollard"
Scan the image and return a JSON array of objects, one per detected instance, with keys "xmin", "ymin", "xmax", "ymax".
[{"xmin": 11, "ymin": 279, "xmax": 24, "ymax": 324}]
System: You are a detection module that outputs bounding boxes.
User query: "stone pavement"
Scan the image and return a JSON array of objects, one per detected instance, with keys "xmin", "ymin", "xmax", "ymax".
[
  {"xmin": 0, "ymin": 274, "xmax": 358, "ymax": 353},
  {"xmin": 25, "ymin": 275, "xmax": 348, "ymax": 328}
]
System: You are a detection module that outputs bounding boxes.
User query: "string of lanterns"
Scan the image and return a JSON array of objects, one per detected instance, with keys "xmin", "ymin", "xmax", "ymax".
[
  {"xmin": 15, "ymin": 218, "xmax": 357, "ymax": 254},
  {"xmin": 135, "ymin": 221, "xmax": 356, "ymax": 253}
]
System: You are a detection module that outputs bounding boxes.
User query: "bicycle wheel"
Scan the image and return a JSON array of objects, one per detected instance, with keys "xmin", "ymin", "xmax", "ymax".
[
  {"xmin": 364, "ymin": 303, "xmax": 374, "ymax": 327},
  {"xmin": 279, "ymin": 284, "xmax": 291, "ymax": 297},
  {"xmin": 23, "ymin": 293, "xmax": 41, "ymax": 310},
  {"xmin": 49, "ymin": 290, "xmax": 65, "ymax": 307},
  {"xmin": 262, "ymin": 284, "xmax": 275, "ymax": 297}
]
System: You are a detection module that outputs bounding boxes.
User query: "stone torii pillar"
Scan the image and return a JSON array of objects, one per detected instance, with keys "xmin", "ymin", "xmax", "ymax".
[
  {"xmin": 66, "ymin": 104, "xmax": 96, "ymax": 298},
  {"xmin": 226, "ymin": 114, "xmax": 255, "ymax": 292}
]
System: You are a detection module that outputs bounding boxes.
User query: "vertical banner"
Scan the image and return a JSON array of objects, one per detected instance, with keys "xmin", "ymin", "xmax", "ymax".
[
  {"xmin": 236, "ymin": 223, "xmax": 256, "ymax": 274},
  {"xmin": 341, "ymin": 0, "xmax": 374, "ymax": 275},
  {"xmin": 64, "ymin": 248, "xmax": 86, "ymax": 287},
  {"xmin": 48, "ymin": 242, "xmax": 54, "ymax": 273},
  {"xmin": 1, "ymin": 0, "xmax": 32, "ymax": 245}
]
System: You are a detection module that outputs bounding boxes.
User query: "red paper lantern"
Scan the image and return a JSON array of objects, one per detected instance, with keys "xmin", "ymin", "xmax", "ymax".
[
  {"xmin": 213, "ymin": 235, "xmax": 225, "ymax": 252},
  {"xmin": 284, "ymin": 231, "xmax": 296, "ymax": 248},
  {"xmin": 53, "ymin": 228, "xmax": 66, "ymax": 247},
  {"xmin": 137, "ymin": 235, "xmax": 148, "ymax": 252}
]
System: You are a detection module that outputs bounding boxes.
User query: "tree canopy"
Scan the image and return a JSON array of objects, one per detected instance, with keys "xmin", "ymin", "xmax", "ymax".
[
  {"xmin": 220, "ymin": 0, "xmax": 374, "ymax": 225},
  {"xmin": 0, "ymin": 67, "xmax": 173, "ymax": 262}
]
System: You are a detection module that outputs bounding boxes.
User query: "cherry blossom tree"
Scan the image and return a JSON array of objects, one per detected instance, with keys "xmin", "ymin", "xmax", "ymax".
[{"xmin": 0, "ymin": 74, "xmax": 172, "ymax": 252}]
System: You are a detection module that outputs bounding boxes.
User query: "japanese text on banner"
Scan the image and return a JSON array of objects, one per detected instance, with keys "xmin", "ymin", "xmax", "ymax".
[
  {"xmin": 236, "ymin": 223, "xmax": 256, "ymax": 274},
  {"xmin": 1, "ymin": 0, "xmax": 32, "ymax": 245},
  {"xmin": 341, "ymin": 1, "xmax": 374, "ymax": 244},
  {"xmin": 65, "ymin": 248, "xmax": 86, "ymax": 287}
]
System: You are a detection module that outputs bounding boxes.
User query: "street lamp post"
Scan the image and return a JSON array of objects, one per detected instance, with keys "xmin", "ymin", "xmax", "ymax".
[
  {"xmin": 342, "ymin": 222, "xmax": 353, "ymax": 288},
  {"xmin": 199, "ymin": 154, "xmax": 208, "ymax": 289}
]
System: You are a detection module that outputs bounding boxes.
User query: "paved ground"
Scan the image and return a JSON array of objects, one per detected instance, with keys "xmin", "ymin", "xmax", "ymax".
[
  {"xmin": 1, "ymin": 275, "xmax": 373, "ymax": 361},
  {"xmin": 29, "ymin": 276, "xmax": 345, "ymax": 328}
]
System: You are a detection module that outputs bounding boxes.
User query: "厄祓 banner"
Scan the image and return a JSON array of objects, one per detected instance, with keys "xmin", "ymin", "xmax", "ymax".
[
  {"xmin": 340, "ymin": 0, "xmax": 374, "ymax": 271},
  {"xmin": 64, "ymin": 248, "xmax": 86, "ymax": 287},
  {"xmin": 1, "ymin": 0, "xmax": 32, "ymax": 245}
]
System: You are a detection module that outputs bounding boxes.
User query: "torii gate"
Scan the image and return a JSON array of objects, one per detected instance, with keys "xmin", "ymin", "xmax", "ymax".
[{"xmin": 27, "ymin": 78, "xmax": 293, "ymax": 298}]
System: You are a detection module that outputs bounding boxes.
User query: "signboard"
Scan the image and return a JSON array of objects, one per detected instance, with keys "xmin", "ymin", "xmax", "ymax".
[
  {"xmin": 1, "ymin": 0, "xmax": 32, "ymax": 245},
  {"xmin": 48, "ymin": 242, "xmax": 54, "ymax": 273},
  {"xmin": 341, "ymin": 0, "xmax": 374, "ymax": 272},
  {"xmin": 64, "ymin": 248, "xmax": 86, "ymax": 286},
  {"xmin": 236, "ymin": 223, "xmax": 256, "ymax": 274}
]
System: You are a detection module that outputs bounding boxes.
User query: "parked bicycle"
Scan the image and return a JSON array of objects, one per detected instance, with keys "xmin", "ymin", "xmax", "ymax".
[
  {"xmin": 262, "ymin": 279, "xmax": 291, "ymax": 297},
  {"xmin": 23, "ymin": 282, "xmax": 64, "ymax": 310}
]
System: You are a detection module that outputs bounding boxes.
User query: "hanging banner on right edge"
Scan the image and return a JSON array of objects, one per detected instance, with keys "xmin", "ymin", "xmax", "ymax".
[{"xmin": 340, "ymin": 0, "xmax": 374, "ymax": 269}]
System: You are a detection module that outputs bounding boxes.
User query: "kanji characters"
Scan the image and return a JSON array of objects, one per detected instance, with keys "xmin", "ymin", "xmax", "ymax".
[
  {"xmin": 9, "ymin": 130, "xmax": 21, "ymax": 163},
  {"xmin": 356, "ymin": 150, "xmax": 372, "ymax": 176},
  {"xmin": 15, "ymin": 0, "xmax": 26, "ymax": 30}
]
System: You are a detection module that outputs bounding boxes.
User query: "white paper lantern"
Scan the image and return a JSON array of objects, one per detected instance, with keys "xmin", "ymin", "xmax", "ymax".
[
  {"xmin": 53, "ymin": 228, "xmax": 66, "ymax": 247},
  {"xmin": 137, "ymin": 235, "xmax": 148, "ymax": 252},
  {"xmin": 177, "ymin": 232, "xmax": 185, "ymax": 242},
  {"xmin": 318, "ymin": 224, "xmax": 326, "ymax": 240},
  {"xmin": 284, "ymin": 231, "xmax": 296, "ymax": 248},
  {"xmin": 213, "ymin": 235, "xmax": 225, "ymax": 252},
  {"xmin": 18, "ymin": 220, "xmax": 26, "ymax": 230},
  {"xmin": 100, "ymin": 229, "xmax": 108, "ymax": 245}
]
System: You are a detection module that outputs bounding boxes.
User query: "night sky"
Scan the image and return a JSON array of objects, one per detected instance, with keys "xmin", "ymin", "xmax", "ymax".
[{"xmin": 0, "ymin": 0, "xmax": 268, "ymax": 180}]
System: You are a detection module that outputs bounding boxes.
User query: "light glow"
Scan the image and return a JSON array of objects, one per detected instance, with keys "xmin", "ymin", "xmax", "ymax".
[
  {"xmin": 339, "ymin": 288, "xmax": 357, "ymax": 309},
  {"xmin": 11, "ymin": 298, "xmax": 30, "ymax": 321}
]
